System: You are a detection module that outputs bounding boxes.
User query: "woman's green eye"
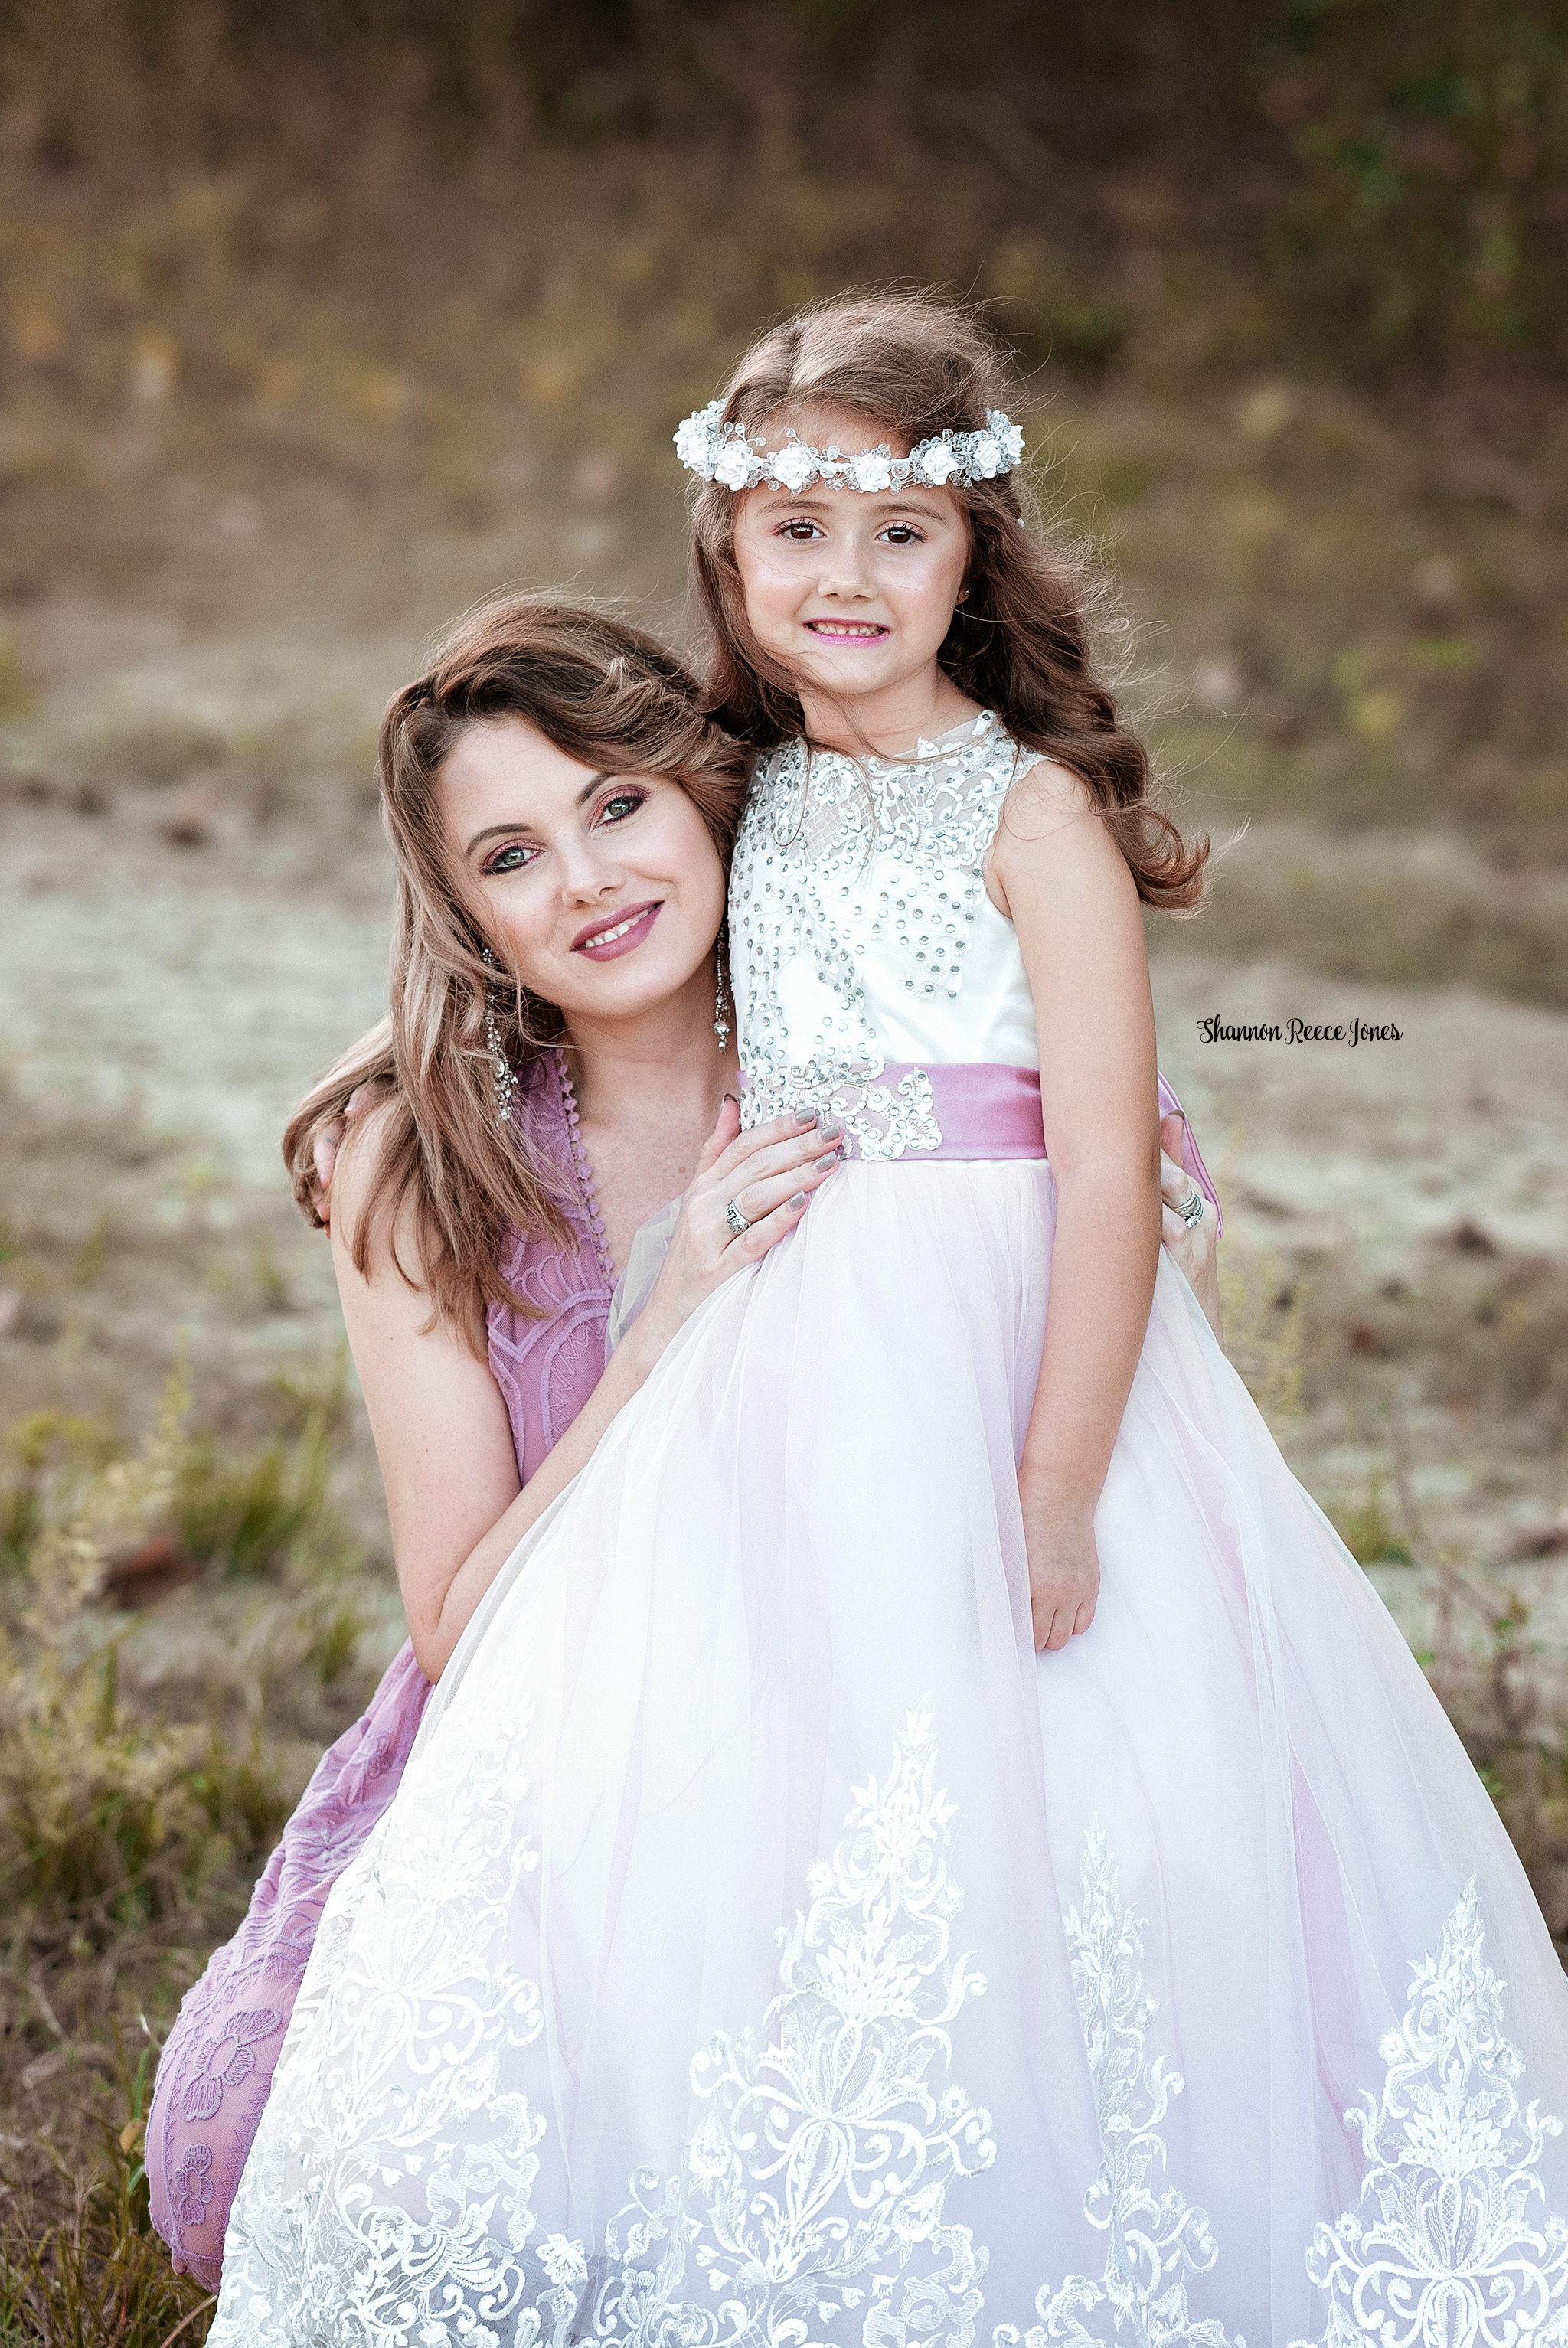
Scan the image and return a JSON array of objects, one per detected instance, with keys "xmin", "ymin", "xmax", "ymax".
[
  {"xmin": 602, "ymin": 792, "xmax": 644, "ymax": 822},
  {"xmin": 485, "ymin": 843, "xmax": 533, "ymax": 874}
]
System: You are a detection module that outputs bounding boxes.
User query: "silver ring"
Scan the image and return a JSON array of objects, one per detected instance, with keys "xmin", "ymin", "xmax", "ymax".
[
  {"xmin": 1178, "ymin": 1184, "xmax": 1205, "ymax": 1230},
  {"xmin": 724, "ymin": 1197, "xmax": 752, "ymax": 1237}
]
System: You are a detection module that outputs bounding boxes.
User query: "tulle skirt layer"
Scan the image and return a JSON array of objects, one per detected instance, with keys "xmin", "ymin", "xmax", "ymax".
[{"xmin": 211, "ymin": 1161, "xmax": 1568, "ymax": 2347}]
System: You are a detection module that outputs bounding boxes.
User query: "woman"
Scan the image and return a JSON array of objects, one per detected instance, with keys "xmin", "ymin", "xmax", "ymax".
[{"xmin": 147, "ymin": 593, "xmax": 1220, "ymax": 2289}]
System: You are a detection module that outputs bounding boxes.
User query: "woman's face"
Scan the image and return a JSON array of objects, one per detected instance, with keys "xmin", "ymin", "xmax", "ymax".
[{"xmin": 440, "ymin": 717, "xmax": 727, "ymax": 1034}]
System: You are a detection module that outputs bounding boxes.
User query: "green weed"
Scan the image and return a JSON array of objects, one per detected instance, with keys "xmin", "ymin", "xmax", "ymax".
[
  {"xmin": 0, "ymin": 2066, "xmax": 214, "ymax": 2347},
  {"xmin": 1340, "ymin": 1475, "xmax": 1415, "ymax": 1567},
  {"xmin": 0, "ymin": 1376, "xmax": 287, "ymax": 1941}
]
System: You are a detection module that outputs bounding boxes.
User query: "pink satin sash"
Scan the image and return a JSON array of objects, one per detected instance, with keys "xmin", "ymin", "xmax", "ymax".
[{"xmin": 744, "ymin": 1062, "xmax": 1223, "ymax": 1234}]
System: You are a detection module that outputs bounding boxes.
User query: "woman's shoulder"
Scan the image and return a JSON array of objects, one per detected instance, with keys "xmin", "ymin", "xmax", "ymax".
[{"xmin": 328, "ymin": 1089, "xmax": 430, "ymax": 1292}]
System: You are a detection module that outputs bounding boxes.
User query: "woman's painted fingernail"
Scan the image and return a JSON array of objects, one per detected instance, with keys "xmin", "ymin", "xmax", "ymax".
[
  {"xmin": 818, "ymin": 1119, "xmax": 842, "ymax": 1142},
  {"xmin": 789, "ymin": 1190, "xmax": 808, "ymax": 1208},
  {"xmin": 818, "ymin": 1150, "xmax": 840, "ymax": 1169}
]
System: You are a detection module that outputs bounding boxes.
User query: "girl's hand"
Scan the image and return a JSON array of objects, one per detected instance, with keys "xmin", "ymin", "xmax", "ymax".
[
  {"xmin": 1158, "ymin": 1110, "xmax": 1222, "ymax": 1342},
  {"xmin": 627, "ymin": 1102, "xmax": 841, "ymax": 1367},
  {"xmin": 1019, "ymin": 1476, "xmax": 1100, "ymax": 1652}
]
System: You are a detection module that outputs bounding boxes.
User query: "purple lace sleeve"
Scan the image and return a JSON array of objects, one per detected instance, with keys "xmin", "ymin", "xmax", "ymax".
[{"xmin": 147, "ymin": 1049, "xmax": 612, "ymax": 2286}]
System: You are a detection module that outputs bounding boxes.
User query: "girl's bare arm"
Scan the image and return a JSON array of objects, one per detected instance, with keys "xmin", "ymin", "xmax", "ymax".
[{"xmin": 987, "ymin": 762, "xmax": 1162, "ymax": 1652}]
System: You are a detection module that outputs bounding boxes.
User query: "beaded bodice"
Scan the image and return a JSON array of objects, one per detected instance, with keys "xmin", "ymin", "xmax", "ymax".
[
  {"xmin": 729, "ymin": 713, "xmax": 1040, "ymax": 1154},
  {"xmin": 486, "ymin": 1048, "xmax": 616, "ymax": 1481}
]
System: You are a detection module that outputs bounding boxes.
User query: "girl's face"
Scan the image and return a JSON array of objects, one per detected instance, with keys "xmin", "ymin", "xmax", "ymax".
[
  {"xmin": 730, "ymin": 402, "xmax": 972, "ymax": 721},
  {"xmin": 440, "ymin": 717, "xmax": 726, "ymax": 1034}
]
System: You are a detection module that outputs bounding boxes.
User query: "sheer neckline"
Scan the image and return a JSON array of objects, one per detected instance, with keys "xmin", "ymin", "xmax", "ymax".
[
  {"xmin": 550, "ymin": 1047, "xmax": 615, "ymax": 1286},
  {"xmin": 800, "ymin": 709, "xmax": 998, "ymax": 772}
]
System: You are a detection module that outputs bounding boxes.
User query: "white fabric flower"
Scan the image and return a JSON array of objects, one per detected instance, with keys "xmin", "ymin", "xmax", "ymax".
[
  {"xmin": 713, "ymin": 439, "xmax": 755, "ymax": 490},
  {"xmin": 673, "ymin": 409, "xmax": 716, "ymax": 472},
  {"xmin": 997, "ymin": 420, "xmax": 1025, "ymax": 466},
  {"xmin": 917, "ymin": 439, "xmax": 957, "ymax": 484},
  {"xmin": 853, "ymin": 452, "xmax": 893, "ymax": 492},
  {"xmin": 972, "ymin": 434, "xmax": 1001, "ymax": 477},
  {"xmin": 769, "ymin": 442, "xmax": 816, "ymax": 493}
]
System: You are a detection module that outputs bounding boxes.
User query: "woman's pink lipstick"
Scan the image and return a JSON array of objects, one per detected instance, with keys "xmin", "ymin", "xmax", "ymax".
[{"xmin": 573, "ymin": 900, "xmax": 664, "ymax": 960}]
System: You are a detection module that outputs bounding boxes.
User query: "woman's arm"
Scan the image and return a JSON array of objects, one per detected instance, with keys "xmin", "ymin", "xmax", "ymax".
[
  {"xmin": 330, "ymin": 1098, "xmax": 838, "ymax": 1679},
  {"xmin": 988, "ymin": 764, "xmax": 1162, "ymax": 1653}
]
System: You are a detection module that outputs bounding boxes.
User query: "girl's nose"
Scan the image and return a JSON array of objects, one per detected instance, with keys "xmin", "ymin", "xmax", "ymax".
[{"xmin": 816, "ymin": 533, "xmax": 876, "ymax": 599}]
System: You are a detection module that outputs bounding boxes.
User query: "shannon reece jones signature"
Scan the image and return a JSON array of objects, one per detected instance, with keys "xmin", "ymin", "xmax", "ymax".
[{"xmin": 1197, "ymin": 1015, "xmax": 1404, "ymax": 1047}]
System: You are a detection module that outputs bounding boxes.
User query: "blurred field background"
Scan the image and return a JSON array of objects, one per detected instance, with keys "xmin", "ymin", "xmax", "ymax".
[{"xmin": 1, "ymin": 2, "xmax": 1566, "ymax": 2334}]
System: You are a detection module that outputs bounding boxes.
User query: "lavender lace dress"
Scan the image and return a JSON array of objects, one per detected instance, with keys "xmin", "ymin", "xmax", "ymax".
[{"xmin": 146, "ymin": 1049, "xmax": 616, "ymax": 2291}]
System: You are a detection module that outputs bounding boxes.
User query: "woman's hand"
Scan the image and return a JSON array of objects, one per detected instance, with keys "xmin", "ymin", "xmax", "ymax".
[
  {"xmin": 308, "ymin": 1086, "xmax": 372, "ymax": 1224},
  {"xmin": 1159, "ymin": 1110, "xmax": 1222, "ymax": 1341},
  {"xmin": 1019, "ymin": 1474, "xmax": 1100, "ymax": 1652},
  {"xmin": 627, "ymin": 1102, "xmax": 840, "ymax": 1367}
]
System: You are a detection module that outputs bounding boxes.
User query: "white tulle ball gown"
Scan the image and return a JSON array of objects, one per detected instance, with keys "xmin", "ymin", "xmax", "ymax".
[{"xmin": 211, "ymin": 715, "xmax": 1568, "ymax": 2346}]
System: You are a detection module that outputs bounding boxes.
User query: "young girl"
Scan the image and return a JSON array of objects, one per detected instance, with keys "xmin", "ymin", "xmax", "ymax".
[{"xmin": 209, "ymin": 297, "xmax": 1568, "ymax": 2343}]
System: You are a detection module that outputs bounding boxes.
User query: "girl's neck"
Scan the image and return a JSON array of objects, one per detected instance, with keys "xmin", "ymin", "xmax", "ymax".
[{"xmin": 797, "ymin": 667, "xmax": 982, "ymax": 759}]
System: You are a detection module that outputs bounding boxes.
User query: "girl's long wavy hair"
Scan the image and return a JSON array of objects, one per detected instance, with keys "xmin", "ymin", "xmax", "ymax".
[
  {"xmin": 281, "ymin": 596, "xmax": 751, "ymax": 1345},
  {"xmin": 691, "ymin": 291, "xmax": 1207, "ymax": 910}
]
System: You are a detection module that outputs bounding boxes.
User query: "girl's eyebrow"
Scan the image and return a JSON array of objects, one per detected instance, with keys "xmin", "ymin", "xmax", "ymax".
[
  {"xmin": 464, "ymin": 772, "xmax": 611, "ymax": 856},
  {"xmin": 754, "ymin": 489, "xmax": 949, "ymax": 517}
]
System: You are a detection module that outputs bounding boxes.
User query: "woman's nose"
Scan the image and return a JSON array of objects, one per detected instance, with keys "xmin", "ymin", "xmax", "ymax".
[{"xmin": 557, "ymin": 839, "xmax": 620, "ymax": 903}]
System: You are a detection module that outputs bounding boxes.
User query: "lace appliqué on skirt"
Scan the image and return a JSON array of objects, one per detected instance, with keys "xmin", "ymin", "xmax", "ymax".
[
  {"xmin": 1294, "ymin": 1877, "xmax": 1568, "ymax": 2346},
  {"xmin": 214, "ymin": 1716, "xmax": 1568, "ymax": 2343},
  {"xmin": 998, "ymin": 1826, "xmax": 1237, "ymax": 2348},
  {"xmin": 213, "ymin": 1702, "xmax": 995, "ymax": 2347}
]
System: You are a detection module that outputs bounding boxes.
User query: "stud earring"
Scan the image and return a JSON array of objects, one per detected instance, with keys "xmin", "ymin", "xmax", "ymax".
[
  {"xmin": 481, "ymin": 947, "xmax": 520, "ymax": 1128},
  {"xmin": 714, "ymin": 929, "xmax": 732, "ymax": 1056}
]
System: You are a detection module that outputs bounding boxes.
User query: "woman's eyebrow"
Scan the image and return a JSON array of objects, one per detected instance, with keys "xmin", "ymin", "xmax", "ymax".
[{"xmin": 464, "ymin": 774, "xmax": 610, "ymax": 856}]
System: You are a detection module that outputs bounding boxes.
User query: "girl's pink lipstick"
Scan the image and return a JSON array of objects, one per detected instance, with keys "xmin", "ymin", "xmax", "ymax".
[
  {"xmin": 573, "ymin": 900, "xmax": 664, "ymax": 960},
  {"xmin": 806, "ymin": 620, "xmax": 889, "ymax": 644}
]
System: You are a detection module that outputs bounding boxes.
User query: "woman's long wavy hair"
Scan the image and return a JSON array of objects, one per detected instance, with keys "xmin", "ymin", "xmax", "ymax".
[
  {"xmin": 691, "ymin": 291, "xmax": 1207, "ymax": 910},
  {"xmin": 282, "ymin": 596, "xmax": 752, "ymax": 1345}
]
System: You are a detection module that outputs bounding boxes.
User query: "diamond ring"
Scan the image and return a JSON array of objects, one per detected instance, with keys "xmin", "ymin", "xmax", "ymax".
[
  {"xmin": 724, "ymin": 1198, "xmax": 753, "ymax": 1237},
  {"xmin": 1178, "ymin": 1185, "xmax": 1206, "ymax": 1230}
]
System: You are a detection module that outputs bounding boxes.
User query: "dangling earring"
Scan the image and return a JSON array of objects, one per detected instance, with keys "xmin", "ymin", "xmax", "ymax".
[
  {"xmin": 481, "ymin": 947, "xmax": 520, "ymax": 1128},
  {"xmin": 714, "ymin": 928, "xmax": 733, "ymax": 1056}
]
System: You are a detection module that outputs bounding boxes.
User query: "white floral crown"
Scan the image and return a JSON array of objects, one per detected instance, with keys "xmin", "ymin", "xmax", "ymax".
[{"xmin": 673, "ymin": 401, "xmax": 1025, "ymax": 494}]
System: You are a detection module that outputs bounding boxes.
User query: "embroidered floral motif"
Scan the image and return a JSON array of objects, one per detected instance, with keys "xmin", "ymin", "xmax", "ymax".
[
  {"xmin": 172, "ymin": 2142, "xmax": 216, "ymax": 2229},
  {"xmin": 581, "ymin": 1702, "xmax": 995, "ymax": 2346},
  {"xmin": 996, "ymin": 1827, "xmax": 1239, "ymax": 2348},
  {"xmin": 836, "ymin": 1068, "xmax": 943, "ymax": 1160},
  {"xmin": 181, "ymin": 2007, "xmax": 281, "ymax": 2122},
  {"xmin": 1292, "ymin": 1878, "xmax": 1568, "ymax": 2347}
]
